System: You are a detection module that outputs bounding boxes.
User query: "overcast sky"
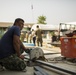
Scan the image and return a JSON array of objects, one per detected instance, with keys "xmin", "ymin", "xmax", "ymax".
[{"xmin": 0, "ymin": 0, "xmax": 76, "ymax": 25}]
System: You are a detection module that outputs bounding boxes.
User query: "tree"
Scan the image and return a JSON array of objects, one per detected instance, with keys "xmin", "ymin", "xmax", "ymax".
[{"xmin": 37, "ymin": 15, "xmax": 47, "ymax": 24}]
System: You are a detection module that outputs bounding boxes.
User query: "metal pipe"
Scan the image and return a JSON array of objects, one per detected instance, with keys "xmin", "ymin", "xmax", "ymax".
[
  {"xmin": 36, "ymin": 60, "xmax": 76, "ymax": 75},
  {"xmin": 24, "ymin": 53, "xmax": 76, "ymax": 74},
  {"xmin": 44, "ymin": 52, "xmax": 60, "ymax": 55}
]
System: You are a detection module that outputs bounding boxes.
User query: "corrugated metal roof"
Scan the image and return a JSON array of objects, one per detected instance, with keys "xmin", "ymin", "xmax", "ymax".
[
  {"xmin": 0, "ymin": 22, "xmax": 13, "ymax": 27},
  {"xmin": 66, "ymin": 22, "xmax": 76, "ymax": 25},
  {"xmin": 31, "ymin": 24, "xmax": 59, "ymax": 31},
  {"xmin": 0, "ymin": 22, "xmax": 34, "ymax": 27}
]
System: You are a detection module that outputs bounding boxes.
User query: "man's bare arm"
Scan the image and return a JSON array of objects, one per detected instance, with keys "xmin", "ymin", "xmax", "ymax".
[
  {"xmin": 20, "ymin": 40, "xmax": 27, "ymax": 50},
  {"xmin": 13, "ymin": 35, "xmax": 21, "ymax": 57},
  {"xmin": 13, "ymin": 35, "xmax": 26, "ymax": 59},
  {"xmin": 20, "ymin": 40, "xmax": 31, "ymax": 53}
]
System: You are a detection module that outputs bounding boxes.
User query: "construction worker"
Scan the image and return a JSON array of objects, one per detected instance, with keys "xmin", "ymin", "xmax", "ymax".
[
  {"xmin": 35, "ymin": 25, "xmax": 43, "ymax": 47},
  {"xmin": 0, "ymin": 18, "xmax": 30, "ymax": 71}
]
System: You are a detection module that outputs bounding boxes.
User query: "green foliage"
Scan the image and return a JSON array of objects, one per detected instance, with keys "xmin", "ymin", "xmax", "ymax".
[
  {"xmin": 50, "ymin": 31, "xmax": 54, "ymax": 36},
  {"xmin": 23, "ymin": 27, "xmax": 31, "ymax": 31},
  {"xmin": 37, "ymin": 15, "xmax": 47, "ymax": 24},
  {"xmin": 0, "ymin": 29, "xmax": 5, "ymax": 39}
]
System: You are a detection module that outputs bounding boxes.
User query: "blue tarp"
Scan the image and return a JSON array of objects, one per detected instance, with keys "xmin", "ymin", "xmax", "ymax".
[{"xmin": 23, "ymin": 43, "xmax": 34, "ymax": 46}]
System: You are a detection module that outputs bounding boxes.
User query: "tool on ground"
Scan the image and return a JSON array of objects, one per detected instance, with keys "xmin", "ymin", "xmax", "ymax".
[{"xmin": 28, "ymin": 47, "xmax": 46, "ymax": 61}]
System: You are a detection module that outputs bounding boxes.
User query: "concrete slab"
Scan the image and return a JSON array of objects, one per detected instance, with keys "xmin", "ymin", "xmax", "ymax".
[{"xmin": 0, "ymin": 67, "xmax": 34, "ymax": 75}]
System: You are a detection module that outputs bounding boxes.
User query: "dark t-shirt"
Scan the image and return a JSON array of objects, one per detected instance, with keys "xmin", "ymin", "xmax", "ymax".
[{"xmin": 0, "ymin": 26, "xmax": 20, "ymax": 59}]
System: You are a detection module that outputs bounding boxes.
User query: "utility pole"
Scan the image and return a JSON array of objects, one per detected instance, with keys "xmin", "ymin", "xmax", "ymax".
[{"xmin": 31, "ymin": 4, "xmax": 34, "ymax": 23}]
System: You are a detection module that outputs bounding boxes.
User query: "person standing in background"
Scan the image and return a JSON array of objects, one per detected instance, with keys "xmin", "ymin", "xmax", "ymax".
[
  {"xmin": 29, "ymin": 32, "xmax": 32, "ymax": 43},
  {"xmin": 25, "ymin": 31, "xmax": 29, "ymax": 43},
  {"xmin": 32, "ymin": 29, "xmax": 36, "ymax": 46},
  {"xmin": 35, "ymin": 25, "xmax": 43, "ymax": 47},
  {"xmin": 20, "ymin": 32, "xmax": 25, "ymax": 42}
]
